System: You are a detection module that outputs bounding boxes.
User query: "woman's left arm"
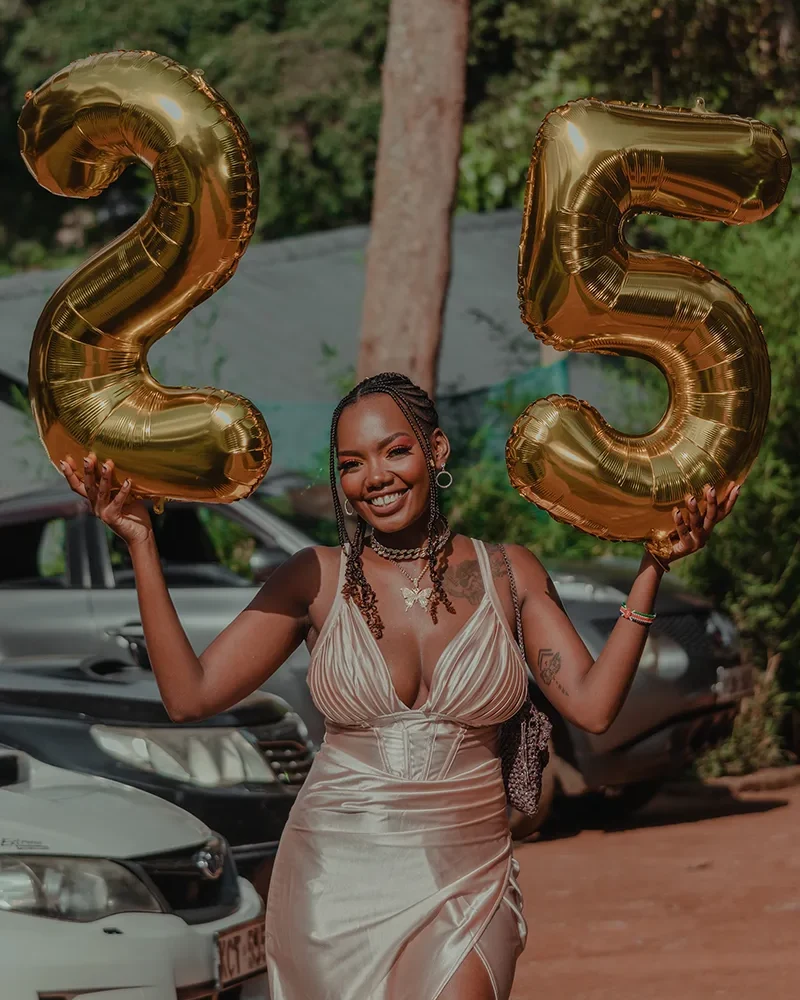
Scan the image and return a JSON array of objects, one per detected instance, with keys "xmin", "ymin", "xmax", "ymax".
[{"xmin": 509, "ymin": 483, "xmax": 740, "ymax": 734}]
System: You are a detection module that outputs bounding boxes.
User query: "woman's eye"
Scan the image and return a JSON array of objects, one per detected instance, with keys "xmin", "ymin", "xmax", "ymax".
[
  {"xmin": 338, "ymin": 460, "xmax": 358, "ymax": 472},
  {"xmin": 387, "ymin": 446, "xmax": 411, "ymax": 458}
]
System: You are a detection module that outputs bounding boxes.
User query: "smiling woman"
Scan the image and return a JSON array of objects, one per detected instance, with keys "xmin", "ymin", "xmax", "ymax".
[{"xmin": 59, "ymin": 369, "xmax": 738, "ymax": 1000}]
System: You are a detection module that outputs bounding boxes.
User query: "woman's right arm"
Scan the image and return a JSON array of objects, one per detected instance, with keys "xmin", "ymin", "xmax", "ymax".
[
  {"xmin": 128, "ymin": 533, "xmax": 320, "ymax": 722},
  {"xmin": 62, "ymin": 454, "xmax": 322, "ymax": 723}
]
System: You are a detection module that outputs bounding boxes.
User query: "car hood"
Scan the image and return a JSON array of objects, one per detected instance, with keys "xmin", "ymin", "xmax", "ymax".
[
  {"xmin": 0, "ymin": 665, "xmax": 292, "ymax": 727},
  {"xmin": 0, "ymin": 754, "xmax": 210, "ymax": 858}
]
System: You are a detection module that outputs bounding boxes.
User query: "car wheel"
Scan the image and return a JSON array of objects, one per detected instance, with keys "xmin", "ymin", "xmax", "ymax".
[
  {"xmin": 595, "ymin": 779, "xmax": 664, "ymax": 821},
  {"xmin": 507, "ymin": 740, "xmax": 557, "ymax": 842}
]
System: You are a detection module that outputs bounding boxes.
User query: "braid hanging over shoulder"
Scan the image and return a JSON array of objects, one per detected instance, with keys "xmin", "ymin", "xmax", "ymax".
[{"xmin": 328, "ymin": 372, "xmax": 454, "ymax": 639}]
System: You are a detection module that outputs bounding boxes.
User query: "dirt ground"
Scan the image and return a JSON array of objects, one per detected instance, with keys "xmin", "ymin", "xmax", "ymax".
[{"xmin": 511, "ymin": 782, "xmax": 800, "ymax": 1000}]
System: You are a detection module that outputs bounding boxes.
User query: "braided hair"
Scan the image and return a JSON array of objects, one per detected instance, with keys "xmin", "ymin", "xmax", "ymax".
[{"xmin": 329, "ymin": 372, "xmax": 455, "ymax": 639}]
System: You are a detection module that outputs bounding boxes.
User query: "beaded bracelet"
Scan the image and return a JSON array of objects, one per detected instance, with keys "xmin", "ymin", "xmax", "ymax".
[{"xmin": 619, "ymin": 603, "xmax": 656, "ymax": 627}]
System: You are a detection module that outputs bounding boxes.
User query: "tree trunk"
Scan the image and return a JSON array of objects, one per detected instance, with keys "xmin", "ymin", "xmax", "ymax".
[{"xmin": 357, "ymin": 0, "xmax": 470, "ymax": 398}]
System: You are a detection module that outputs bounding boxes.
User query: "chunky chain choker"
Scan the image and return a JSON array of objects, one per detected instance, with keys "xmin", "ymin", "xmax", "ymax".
[{"xmin": 369, "ymin": 525, "xmax": 451, "ymax": 562}]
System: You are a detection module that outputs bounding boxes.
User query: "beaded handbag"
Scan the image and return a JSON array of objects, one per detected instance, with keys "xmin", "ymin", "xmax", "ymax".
[{"xmin": 497, "ymin": 544, "xmax": 553, "ymax": 817}]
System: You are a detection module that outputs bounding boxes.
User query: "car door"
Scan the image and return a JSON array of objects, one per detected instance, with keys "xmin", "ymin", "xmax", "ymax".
[
  {"xmin": 0, "ymin": 501, "xmax": 96, "ymax": 667},
  {"xmin": 84, "ymin": 501, "xmax": 324, "ymax": 743}
]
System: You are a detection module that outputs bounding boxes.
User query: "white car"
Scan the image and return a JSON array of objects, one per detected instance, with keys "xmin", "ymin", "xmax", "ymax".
[{"xmin": 0, "ymin": 746, "xmax": 268, "ymax": 1000}]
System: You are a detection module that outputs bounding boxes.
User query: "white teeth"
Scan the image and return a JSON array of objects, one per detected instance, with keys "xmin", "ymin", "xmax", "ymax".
[{"xmin": 367, "ymin": 491, "xmax": 405, "ymax": 507}]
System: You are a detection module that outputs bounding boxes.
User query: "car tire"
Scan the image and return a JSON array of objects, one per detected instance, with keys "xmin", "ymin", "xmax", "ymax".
[{"xmin": 507, "ymin": 739, "xmax": 557, "ymax": 842}]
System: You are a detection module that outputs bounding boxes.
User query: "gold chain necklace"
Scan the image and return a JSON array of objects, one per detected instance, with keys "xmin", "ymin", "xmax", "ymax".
[{"xmin": 369, "ymin": 523, "xmax": 451, "ymax": 561}]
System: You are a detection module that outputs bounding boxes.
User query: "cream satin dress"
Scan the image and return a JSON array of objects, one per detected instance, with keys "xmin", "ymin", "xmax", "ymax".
[{"xmin": 265, "ymin": 539, "xmax": 529, "ymax": 1000}]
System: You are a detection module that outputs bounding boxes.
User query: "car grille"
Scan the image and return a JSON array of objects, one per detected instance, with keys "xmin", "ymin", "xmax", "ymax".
[
  {"xmin": 592, "ymin": 611, "xmax": 716, "ymax": 666},
  {"xmin": 131, "ymin": 836, "xmax": 240, "ymax": 925},
  {"xmin": 257, "ymin": 739, "xmax": 314, "ymax": 786}
]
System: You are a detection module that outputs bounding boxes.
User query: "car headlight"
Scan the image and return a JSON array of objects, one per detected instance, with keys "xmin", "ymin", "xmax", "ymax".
[
  {"xmin": 90, "ymin": 726, "xmax": 277, "ymax": 787},
  {"xmin": 0, "ymin": 855, "xmax": 162, "ymax": 922}
]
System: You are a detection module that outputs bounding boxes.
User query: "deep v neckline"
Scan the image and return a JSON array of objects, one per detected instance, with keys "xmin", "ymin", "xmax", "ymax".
[
  {"xmin": 352, "ymin": 590, "xmax": 491, "ymax": 712},
  {"xmin": 354, "ymin": 591, "xmax": 491, "ymax": 713}
]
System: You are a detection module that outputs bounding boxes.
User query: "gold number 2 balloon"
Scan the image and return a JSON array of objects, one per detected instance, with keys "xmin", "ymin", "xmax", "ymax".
[
  {"xmin": 508, "ymin": 98, "xmax": 791, "ymax": 557},
  {"xmin": 18, "ymin": 50, "xmax": 271, "ymax": 504}
]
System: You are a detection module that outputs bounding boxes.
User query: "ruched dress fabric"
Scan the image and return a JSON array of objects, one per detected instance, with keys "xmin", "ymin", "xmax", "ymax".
[{"xmin": 265, "ymin": 540, "xmax": 530, "ymax": 1000}]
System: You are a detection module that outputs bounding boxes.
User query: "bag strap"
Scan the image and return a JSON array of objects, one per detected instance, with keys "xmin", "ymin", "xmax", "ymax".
[{"xmin": 499, "ymin": 543, "xmax": 525, "ymax": 659}]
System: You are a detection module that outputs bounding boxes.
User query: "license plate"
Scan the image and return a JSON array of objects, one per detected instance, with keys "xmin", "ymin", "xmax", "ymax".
[
  {"xmin": 713, "ymin": 664, "xmax": 755, "ymax": 701},
  {"xmin": 215, "ymin": 916, "xmax": 267, "ymax": 988}
]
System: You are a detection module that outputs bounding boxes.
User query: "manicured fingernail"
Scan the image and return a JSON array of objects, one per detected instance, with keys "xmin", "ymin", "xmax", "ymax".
[
  {"xmin": 688, "ymin": 497, "xmax": 696, "ymax": 507},
  {"xmin": 102, "ymin": 463, "xmax": 108, "ymax": 472},
  {"xmin": 83, "ymin": 458, "xmax": 90, "ymax": 467},
  {"xmin": 59, "ymin": 461, "xmax": 66, "ymax": 471},
  {"xmin": 709, "ymin": 487, "xmax": 715, "ymax": 497}
]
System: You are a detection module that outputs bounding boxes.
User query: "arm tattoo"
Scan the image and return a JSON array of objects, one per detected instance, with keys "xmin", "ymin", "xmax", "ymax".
[{"xmin": 538, "ymin": 648, "xmax": 569, "ymax": 696}]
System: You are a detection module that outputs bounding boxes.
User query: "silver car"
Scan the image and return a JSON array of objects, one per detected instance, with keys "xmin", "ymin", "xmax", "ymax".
[{"xmin": 0, "ymin": 482, "xmax": 751, "ymax": 829}]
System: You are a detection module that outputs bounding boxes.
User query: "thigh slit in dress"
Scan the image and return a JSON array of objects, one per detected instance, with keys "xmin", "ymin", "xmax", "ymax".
[{"xmin": 265, "ymin": 540, "xmax": 529, "ymax": 1000}]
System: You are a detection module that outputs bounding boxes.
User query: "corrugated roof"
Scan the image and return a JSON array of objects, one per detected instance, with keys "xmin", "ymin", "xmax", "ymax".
[{"xmin": 0, "ymin": 209, "xmax": 538, "ymax": 405}]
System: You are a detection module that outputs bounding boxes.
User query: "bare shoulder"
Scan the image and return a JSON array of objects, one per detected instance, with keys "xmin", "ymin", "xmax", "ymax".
[
  {"xmin": 481, "ymin": 541, "xmax": 547, "ymax": 584},
  {"xmin": 482, "ymin": 541, "xmax": 565, "ymax": 610},
  {"xmin": 249, "ymin": 545, "xmax": 338, "ymax": 617}
]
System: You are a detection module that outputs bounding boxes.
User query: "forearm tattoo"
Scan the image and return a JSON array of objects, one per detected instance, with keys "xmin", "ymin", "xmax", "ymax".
[{"xmin": 538, "ymin": 648, "xmax": 569, "ymax": 696}]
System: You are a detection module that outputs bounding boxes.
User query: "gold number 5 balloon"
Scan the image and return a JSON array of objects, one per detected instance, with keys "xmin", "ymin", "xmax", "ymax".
[
  {"xmin": 508, "ymin": 98, "xmax": 791, "ymax": 556},
  {"xmin": 18, "ymin": 50, "xmax": 271, "ymax": 503}
]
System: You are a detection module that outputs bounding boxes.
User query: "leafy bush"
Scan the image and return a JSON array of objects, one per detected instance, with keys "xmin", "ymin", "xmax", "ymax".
[{"xmin": 696, "ymin": 660, "xmax": 793, "ymax": 778}]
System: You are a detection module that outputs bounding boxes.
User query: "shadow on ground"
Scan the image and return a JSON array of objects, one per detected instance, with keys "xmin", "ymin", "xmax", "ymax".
[{"xmin": 534, "ymin": 783, "xmax": 788, "ymax": 842}]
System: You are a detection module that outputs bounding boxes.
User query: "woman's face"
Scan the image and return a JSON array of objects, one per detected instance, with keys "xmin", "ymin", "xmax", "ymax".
[{"xmin": 336, "ymin": 394, "xmax": 450, "ymax": 534}]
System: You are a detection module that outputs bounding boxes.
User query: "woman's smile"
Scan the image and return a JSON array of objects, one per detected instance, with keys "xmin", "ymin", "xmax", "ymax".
[{"xmin": 364, "ymin": 488, "xmax": 410, "ymax": 516}]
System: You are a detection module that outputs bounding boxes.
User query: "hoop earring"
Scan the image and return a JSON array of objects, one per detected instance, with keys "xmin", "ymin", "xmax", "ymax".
[
  {"xmin": 343, "ymin": 499, "xmax": 355, "ymax": 517},
  {"xmin": 435, "ymin": 468, "xmax": 453, "ymax": 490}
]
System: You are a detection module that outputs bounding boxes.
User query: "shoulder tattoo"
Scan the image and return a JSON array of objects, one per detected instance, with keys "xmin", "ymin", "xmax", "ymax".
[{"xmin": 443, "ymin": 557, "xmax": 483, "ymax": 606}]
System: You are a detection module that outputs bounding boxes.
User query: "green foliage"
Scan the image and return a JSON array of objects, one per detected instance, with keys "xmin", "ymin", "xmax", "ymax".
[
  {"xmin": 636, "ymin": 199, "xmax": 800, "ymax": 692},
  {"xmin": 197, "ymin": 506, "xmax": 257, "ymax": 580},
  {"xmin": 1, "ymin": 0, "xmax": 388, "ymax": 261},
  {"xmin": 696, "ymin": 667, "xmax": 792, "ymax": 778},
  {"xmin": 4, "ymin": 0, "xmax": 800, "ymax": 265}
]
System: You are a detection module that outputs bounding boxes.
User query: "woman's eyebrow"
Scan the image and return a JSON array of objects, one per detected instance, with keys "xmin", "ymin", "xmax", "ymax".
[{"xmin": 338, "ymin": 431, "xmax": 411, "ymax": 458}]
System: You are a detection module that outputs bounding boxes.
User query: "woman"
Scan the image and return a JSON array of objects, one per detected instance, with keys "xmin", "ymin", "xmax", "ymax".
[{"xmin": 61, "ymin": 372, "xmax": 738, "ymax": 1000}]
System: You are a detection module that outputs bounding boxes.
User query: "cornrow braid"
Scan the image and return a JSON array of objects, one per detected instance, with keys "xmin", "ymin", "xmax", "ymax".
[{"xmin": 328, "ymin": 372, "xmax": 455, "ymax": 640}]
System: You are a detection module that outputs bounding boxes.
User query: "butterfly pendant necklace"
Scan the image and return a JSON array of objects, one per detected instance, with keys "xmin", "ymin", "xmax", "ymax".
[{"xmin": 395, "ymin": 561, "xmax": 432, "ymax": 612}]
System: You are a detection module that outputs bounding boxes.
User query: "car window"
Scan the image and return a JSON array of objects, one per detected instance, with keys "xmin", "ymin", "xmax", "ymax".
[
  {"xmin": 105, "ymin": 505, "xmax": 290, "ymax": 587},
  {"xmin": 0, "ymin": 516, "xmax": 71, "ymax": 588}
]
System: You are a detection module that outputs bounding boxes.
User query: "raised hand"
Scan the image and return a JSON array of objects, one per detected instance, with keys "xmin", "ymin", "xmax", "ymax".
[
  {"xmin": 60, "ymin": 455, "xmax": 153, "ymax": 547},
  {"xmin": 667, "ymin": 482, "xmax": 741, "ymax": 565}
]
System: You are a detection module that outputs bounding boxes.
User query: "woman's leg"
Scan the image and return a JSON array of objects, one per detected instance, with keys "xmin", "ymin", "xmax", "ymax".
[{"xmin": 437, "ymin": 948, "xmax": 498, "ymax": 1000}]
